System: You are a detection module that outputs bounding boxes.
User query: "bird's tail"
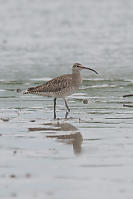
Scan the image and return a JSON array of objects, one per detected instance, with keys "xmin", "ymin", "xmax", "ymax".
[{"xmin": 23, "ymin": 87, "xmax": 35, "ymax": 94}]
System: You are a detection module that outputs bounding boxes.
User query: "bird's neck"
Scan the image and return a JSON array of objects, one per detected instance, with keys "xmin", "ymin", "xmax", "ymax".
[{"xmin": 72, "ymin": 70, "xmax": 82, "ymax": 86}]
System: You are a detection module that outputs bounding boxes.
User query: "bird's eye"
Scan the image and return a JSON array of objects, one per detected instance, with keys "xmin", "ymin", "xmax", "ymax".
[{"xmin": 73, "ymin": 63, "xmax": 81, "ymax": 68}]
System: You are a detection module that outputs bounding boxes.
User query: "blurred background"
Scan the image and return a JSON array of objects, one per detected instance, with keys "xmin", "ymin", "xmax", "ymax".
[{"xmin": 0, "ymin": 0, "xmax": 133, "ymax": 80}]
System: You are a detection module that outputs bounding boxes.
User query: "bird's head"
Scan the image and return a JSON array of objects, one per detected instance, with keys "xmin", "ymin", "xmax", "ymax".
[{"xmin": 72, "ymin": 63, "xmax": 98, "ymax": 74}]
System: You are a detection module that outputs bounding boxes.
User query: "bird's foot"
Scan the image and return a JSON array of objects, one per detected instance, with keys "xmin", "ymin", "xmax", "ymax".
[{"xmin": 65, "ymin": 111, "xmax": 71, "ymax": 119}]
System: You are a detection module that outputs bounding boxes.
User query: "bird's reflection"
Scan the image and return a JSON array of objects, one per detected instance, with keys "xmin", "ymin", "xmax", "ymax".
[
  {"xmin": 29, "ymin": 122, "xmax": 83, "ymax": 154},
  {"xmin": 47, "ymin": 131, "xmax": 82, "ymax": 154}
]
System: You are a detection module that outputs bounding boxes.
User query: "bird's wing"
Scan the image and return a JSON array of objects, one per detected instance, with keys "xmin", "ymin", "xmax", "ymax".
[{"xmin": 26, "ymin": 74, "xmax": 72, "ymax": 93}]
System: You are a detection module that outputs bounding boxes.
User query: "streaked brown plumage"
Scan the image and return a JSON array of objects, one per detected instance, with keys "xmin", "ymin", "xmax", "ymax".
[
  {"xmin": 25, "ymin": 74, "xmax": 75, "ymax": 97},
  {"xmin": 24, "ymin": 63, "xmax": 98, "ymax": 119}
]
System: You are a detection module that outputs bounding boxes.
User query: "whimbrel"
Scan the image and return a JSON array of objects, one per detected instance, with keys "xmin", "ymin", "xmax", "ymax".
[{"xmin": 23, "ymin": 63, "xmax": 98, "ymax": 119}]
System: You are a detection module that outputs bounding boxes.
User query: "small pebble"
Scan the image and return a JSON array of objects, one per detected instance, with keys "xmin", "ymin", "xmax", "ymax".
[
  {"xmin": 16, "ymin": 89, "xmax": 21, "ymax": 93},
  {"xmin": 83, "ymin": 99, "xmax": 88, "ymax": 104},
  {"xmin": 30, "ymin": 120, "xmax": 36, "ymax": 122},
  {"xmin": 10, "ymin": 174, "xmax": 16, "ymax": 178},
  {"xmin": 13, "ymin": 150, "xmax": 17, "ymax": 155},
  {"xmin": 1, "ymin": 117, "xmax": 10, "ymax": 122}
]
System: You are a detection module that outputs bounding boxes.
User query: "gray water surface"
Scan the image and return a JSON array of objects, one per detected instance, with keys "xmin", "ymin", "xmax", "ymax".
[{"xmin": 0, "ymin": 0, "xmax": 133, "ymax": 199}]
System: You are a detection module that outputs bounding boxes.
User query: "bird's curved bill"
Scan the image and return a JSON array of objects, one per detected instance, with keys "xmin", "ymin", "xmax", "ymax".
[
  {"xmin": 123, "ymin": 94, "xmax": 133, "ymax": 98},
  {"xmin": 81, "ymin": 66, "xmax": 98, "ymax": 74}
]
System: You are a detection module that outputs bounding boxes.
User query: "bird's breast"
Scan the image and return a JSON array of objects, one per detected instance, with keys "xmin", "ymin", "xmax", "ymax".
[{"xmin": 72, "ymin": 76, "xmax": 82, "ymax": 87}]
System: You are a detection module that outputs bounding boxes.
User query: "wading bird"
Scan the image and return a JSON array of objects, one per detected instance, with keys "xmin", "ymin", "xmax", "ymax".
[{"xmin": 23, "ymin": 63, "xmax": 98, "ymax": 119}]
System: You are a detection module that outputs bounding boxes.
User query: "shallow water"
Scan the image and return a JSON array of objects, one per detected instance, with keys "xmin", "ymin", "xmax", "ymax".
[{"xmin": 1, "ymin": 0, "xmax": 133, "ymax": 199}]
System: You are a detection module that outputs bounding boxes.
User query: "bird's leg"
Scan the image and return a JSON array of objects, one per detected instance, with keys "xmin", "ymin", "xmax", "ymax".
[
  {"xmin": 64, "ymin": 99, "xmax": 70, "ymax": 112},
  {"xmin": 65, "ymin": 111, "xmax": 69, "ymax": 119},
  {"xmin": 54, "ymin": 98, "xmax": 56, "ymax": 119}
]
